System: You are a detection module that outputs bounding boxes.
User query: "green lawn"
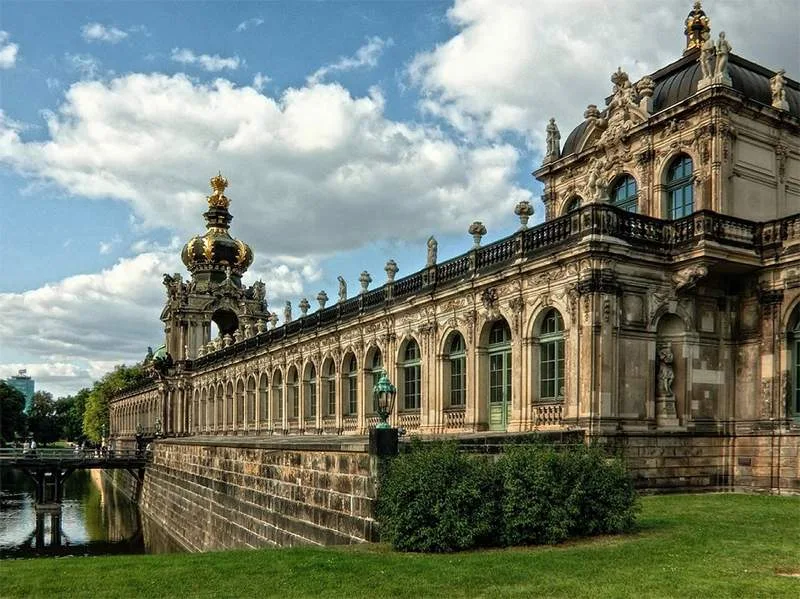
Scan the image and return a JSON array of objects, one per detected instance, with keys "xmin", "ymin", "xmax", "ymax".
[{"xmin": 2, "ymin": 494, "xmax": 798, "ymax": 598}]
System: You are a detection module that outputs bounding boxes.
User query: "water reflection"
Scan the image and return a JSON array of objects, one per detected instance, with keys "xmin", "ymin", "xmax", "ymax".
[{"xmin": 0, "ymin": 468, "xmax": 178, "ymax": 558}]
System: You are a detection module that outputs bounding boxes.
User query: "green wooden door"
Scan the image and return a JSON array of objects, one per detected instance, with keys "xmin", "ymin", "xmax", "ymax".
[{"xmin": 489, "ymin": 350, "xmax": 511, "ymax": 431}]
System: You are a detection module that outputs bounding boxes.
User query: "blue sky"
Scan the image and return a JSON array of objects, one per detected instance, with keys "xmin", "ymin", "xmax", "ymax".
[{"xmin": 1, "ymin": 0, "xmax": 798, "ymax": 396}]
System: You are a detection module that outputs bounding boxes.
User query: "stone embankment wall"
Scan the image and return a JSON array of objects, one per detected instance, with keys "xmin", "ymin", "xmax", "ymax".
[
  {"xmin": 138, "ymin": 438, "xmax": 378, "ymax": 551},
  {"xmin": 600, "ymin": 430, "xmax": 800, "ymax": 493}
]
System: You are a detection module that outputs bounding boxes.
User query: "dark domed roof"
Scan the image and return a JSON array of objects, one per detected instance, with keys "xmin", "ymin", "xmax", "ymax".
[
  {"xmin": 561, "ymin": 51, "xmax": 799, "ymax": 157},
  {"xmin": 181, "ymin": 174, "xmax": 254, "ymax": 276}
]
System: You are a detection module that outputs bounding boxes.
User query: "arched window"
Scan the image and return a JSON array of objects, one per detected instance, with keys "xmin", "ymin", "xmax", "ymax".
[
  {"xmin": 611, "ymin": 175, "xmax": 638, "ymax": 213},
  {"xmin": 226, "ymin": 382, "xmax": 234, "ymax": 427},
  {"xmin": 666, "ymin": 155, "xmax": 694, "ymax": 219},
  {"xmin": 449, "ymin": 334, "xmax": 466, "ymax": 407},
  {"xmin": 346, "ymin": 355, "xmax": 358, "ymax": 415},
  {"xmin": 288, "ymin": 367, "xmax": 299, "ymax": 419},
  {"xmin": 246, "ymin": 377, "xmax": 256, "ymax": 427},
  {"xmin": 370, "ymin": 351, "xmax": 383, "ymax": 412},
  {"xmin": 539, "ymin": 309, "xmax": 565, "ymax": 400},
  {"xmin": 488, "ymin": 320, "xmax": 512, "ymax": 430},
  {"xmin": 402, "ymin": 340, "xmax": 421, "ymax": 410},
  {"xmin": 792, "ymin": 318, "xmax": 800, "ymax": 418},
  {"xmin": 272, "ymin": 370, "xmax": 283, "ymax": 421},
  {"xmin": 325, "ymin": 360, "xmax": 336, "ymax": 416},
  {"xmin": 236, "ymin": 380, "xmax": 245, "ymax": 427},
  {"xmin": 258, "ymin": 374, "xmax": 269, "ymax": 426},
  {"xmin": 566, "ymin": 196, "xmax": 582, "ymax": 213},
  {"xmin": 307, "ymin": 364, "xmax": 317, "ymax": 419}
]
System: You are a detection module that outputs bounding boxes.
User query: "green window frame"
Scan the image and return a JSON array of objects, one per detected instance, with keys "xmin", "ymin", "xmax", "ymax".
[
  {"xmin": 347, "ymin": 356, "xmax": 358, "ymax": 415},
  {"xmin": 402, "ymin": 340, "xmax": 421, "ymax": 410},
  {"xmin": 273, "ymin": 372, "xmax": 283, "ymax": 420},
  {"xmin": 371, "ymin": 351, "xmax": 383, "ymax": 412},
  {"xmin": 539, "ymin": 309, "xmax": 565, "ymax": 400},
  {"xmin": 666, "ymin": 155, "xmax": 694, "ymax": 219},
  {"xmin": 611, "ymin": 175, "xmax": 638, "ymax": 213},
  {"xmin": 449, "ymin": 334, "xmax": 466, "ymax": 407},
  {"xmin": 488, "ymin": 321, "xmax": 512, "ymax": 406},
  {"xmin": 308, "ymin": 365, "xmax": 317, "ymax": 419},
  {"xmin": 793, "ymin": 323, "xmax": 800, "ymax": 417}
]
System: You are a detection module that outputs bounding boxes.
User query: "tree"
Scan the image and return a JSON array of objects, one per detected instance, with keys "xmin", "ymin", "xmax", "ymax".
[
  {"xmin": 27, "ymin": 390, "xmax": 61, "ymax": 445},
  {"xmin": 0, "ymin": 381, "xmax": 27, "ymax": 445},
  {"xmin": 83, "ymin": 364, "xmax": 148, "ymax": 442},
  {"xmin": 55, "ymin": 388, "xmax": 89, "ymax": 441}
]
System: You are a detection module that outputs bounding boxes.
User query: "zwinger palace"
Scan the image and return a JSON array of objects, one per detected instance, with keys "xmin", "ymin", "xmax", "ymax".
[{"xmin": 111, "ymin": 4, "xmax": 800, "ymax": 491}]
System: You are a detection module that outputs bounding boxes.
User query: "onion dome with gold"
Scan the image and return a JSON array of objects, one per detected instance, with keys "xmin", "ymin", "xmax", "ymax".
[{"xmin": 181, "ymin": 174, "xmax": 254, "ymax": 285}]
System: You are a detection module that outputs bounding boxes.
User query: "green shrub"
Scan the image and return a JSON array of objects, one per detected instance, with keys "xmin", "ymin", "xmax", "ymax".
[
  {"xmin": 376, "ymin": 441, "xmax": 500, "ymax": 552},
  {"xmin": 498, "ymin": 444, "xmax": 638, "ymax": 546}
]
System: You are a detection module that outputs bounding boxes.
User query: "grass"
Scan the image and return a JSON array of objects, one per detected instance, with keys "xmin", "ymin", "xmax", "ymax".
[{"xmin": 1, "ymin": 494, "xmax": 799, "ymax": 598}]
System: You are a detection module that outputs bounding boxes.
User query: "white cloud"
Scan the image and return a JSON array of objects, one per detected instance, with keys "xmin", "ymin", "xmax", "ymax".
[
  {"xmin": 81, "ymin": 22, "xmax": 128, "ymax": 44},
  {"xmin": 46, "ymin": 77, "xmax": 61, "ymax": 90},
  {"xmin": 99, "ymin": 235, "xmax": 121, "ymax": 255},
  {"xmin": 408, "ymin": 0, "xmax": 800, "ymax": 146},
  {"xmin": 0, "ymin": 248, "xmax": 317, "ymax": 396},
  {"xmin": 0, "ymin": 31, "xmax": 19, "ymax": 69},
  {"xmin": 308, "ymin": 36, "xmax": 393, "ymax": 84},
  {"xmin": 66, "ymin": 53, "xmax": 101, "ymax": 79},
  {"xmin": 236, "ymin": 17, "xmax": 264, "ymax": 32},
  {"xmin": 171, "ymin": 48, "xmax": 241, "ymax": 72},
  {"xmin": 253, "ymin": 72, "xmax": 271, "ymax": 91},
  {"xmin": 0, "ymin": 74, "xmax": 530, "ymax": 259}
]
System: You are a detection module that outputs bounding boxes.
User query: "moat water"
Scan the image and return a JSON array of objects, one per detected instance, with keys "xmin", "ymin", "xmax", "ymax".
[{"xmin": 0, "ymin": 468, "xmax": 179, "ymax": 558}]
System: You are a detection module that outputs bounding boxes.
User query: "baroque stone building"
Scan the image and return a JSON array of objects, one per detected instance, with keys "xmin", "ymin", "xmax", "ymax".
[{"xmin": 111, "ymin": 4, "xmax": 800, "ymax": 491}]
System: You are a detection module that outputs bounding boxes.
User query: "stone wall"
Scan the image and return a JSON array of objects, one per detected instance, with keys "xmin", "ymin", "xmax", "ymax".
[
  {"xmin": 138, "ymin": 438, "xmax": 378, "ymax": 551},
  {"xmin": 600, "ymin": 430, "xmax": 800, "ymax": 493}
]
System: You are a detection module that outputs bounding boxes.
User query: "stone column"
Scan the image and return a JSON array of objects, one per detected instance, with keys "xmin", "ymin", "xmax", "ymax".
[{"xmin": 759, "ymin": 289, "xmax": 784, "ymax": 421}]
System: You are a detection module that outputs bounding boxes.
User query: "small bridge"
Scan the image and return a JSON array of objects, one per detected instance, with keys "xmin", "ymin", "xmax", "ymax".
[{"xmin": 0, "ymin": 447, "xmax": 148, "ymax": 507}]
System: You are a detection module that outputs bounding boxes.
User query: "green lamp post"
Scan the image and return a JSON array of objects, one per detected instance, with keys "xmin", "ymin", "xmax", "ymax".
[{"xmin": 372, "ymin": 372, "xmax": 397, "ymax": 429}]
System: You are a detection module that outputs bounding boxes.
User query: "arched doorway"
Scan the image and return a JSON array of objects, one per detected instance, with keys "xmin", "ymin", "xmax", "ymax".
[
  {"xmin": 488, "ymin": 320, "xmax": 512, "ymax": 431},
  {"xmin": 790, "ymin": 307, "xmax": 800, "ymax": 420}
]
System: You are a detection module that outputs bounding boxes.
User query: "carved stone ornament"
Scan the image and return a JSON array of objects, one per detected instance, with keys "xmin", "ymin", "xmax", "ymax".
[
  {"xmin": 481, "ymin": 287, "xmax": 499, "ymax": 311},
  {"xmin": 337, "ymin": 276, "xmax": 347, "ymax": 303},
  {"xmin": 385, "ymin": 259, "xmax": 399, "ymax": 281},
  {"xmin": 299, "ymin": 298, "xmax": 310, "ymax": 316},
  {"xmin": 426, "ymin": 237, "xmax": 438, "ymax": 267},
  {"xmin": 544, "ymin": 117, "xmax": 561, "ymax": 163},
  {"xmin": 514, "ymin": 200, "xmax": 534, "ymax": 230},
  {"xmin": 468, "ymin": 221, "xmax": 487, "ymax": 248},
  {"xmin": 359, "ymin": 271, "xmax": 372, "ymax": 294},
  {"xmin": 673, "ymin": 264, "xmax": 708, "ymax": 293},
  {"xmin": 316, "ymin": 290, "xmax": 328, "ymax": 310}
]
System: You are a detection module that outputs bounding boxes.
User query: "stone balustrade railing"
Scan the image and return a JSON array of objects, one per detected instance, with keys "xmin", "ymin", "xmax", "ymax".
[
  {"xmin": 444, "ymin": 407, "xmax": 466, "ymax": 430},
  {"xmin": 399, "ymin": 412, "xmax": 421, "ymax": 432},
  {"xmin": 115, "ymin": 205, "xmax": 797, "ymax": 382},
  {"xmin": 533, "ymin": 401, "xmax": 564, "ymax": 428}
]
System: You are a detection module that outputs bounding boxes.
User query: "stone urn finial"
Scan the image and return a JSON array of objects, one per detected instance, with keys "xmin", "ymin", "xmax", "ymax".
[
  {"xmin": 269, "ymin": 312, "xmax": 279, "ymax": 329},
  {"xmin": 317, "ymin": 290, "xmax": 328, "ymax": 310},
  {"xmin": 468, "ymin": 221, "xmax": 487, "ymax": 248},
  {"xmin": 384, "ymin": 259, "xmax": 398, "ymax": 282},
  {"xmin": 233, "ymin": 329, "xmax": 242, "ymax": 344},
  {"xmin": 256, "ymin": 319, "xmax": 266, "ymax": 334},
  {"xmin": 299, "ymin": 297, "xmax": 310, "ymax": 316},
  {"xmin": 514, "ymin": 201, "xmax": 534, "ymax": 230},
  {"xmin": 197, "ymin": 345, "xmax": 206, "ymax": 358},
  {"xmin": 223, "ymin": 334, "xmax": 233, "ymax": 347},
  {"xmin": 359, "ymin": 270, "xmax": 372, "ymax": 294}
]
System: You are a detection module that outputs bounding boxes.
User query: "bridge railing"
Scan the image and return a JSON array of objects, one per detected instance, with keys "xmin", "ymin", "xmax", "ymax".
[{"xmin": 0, "ymin": 447, "xmax": 148, "ymax": 463}]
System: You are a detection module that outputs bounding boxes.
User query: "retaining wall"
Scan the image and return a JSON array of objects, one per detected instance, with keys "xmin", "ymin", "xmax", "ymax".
[{"xmin": 138, "ymin": 437, "xmax": 378, "ymax": 552}]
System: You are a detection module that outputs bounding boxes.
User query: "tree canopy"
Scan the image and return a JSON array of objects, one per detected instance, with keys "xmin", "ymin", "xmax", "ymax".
[
  {"xmin": 83, "ymin": 364, "xmax": 148, "ymax": 442},
  {"xmin": 0, "ymin": 381, "xmax": 27, "ymax": 445}
]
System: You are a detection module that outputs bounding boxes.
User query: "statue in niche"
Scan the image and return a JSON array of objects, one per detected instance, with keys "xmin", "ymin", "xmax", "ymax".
[
  {"xmin": 715, "ymin": 32, "xmax": 731, "ymax": 78},
  {"xmin": 699, "ymin": 30, "xmax": 714, "ymax": 80},
  {"xmin": 426, "ymin": 236, "xmax": 438, "ymax": 267},
  {"xmin": 545, "ymin": 118, "xmax": 560, "ymax": 159},
  {"xmin": 657, "ymin": 346, "xmax": 675, "ymax": 396},
  {"xmin": 337, "ymin": 276, "xmax": 347, "ymax": 303}
]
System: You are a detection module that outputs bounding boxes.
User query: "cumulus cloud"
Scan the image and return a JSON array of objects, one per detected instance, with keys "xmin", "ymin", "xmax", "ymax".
[
  {"xmin": 0, "ymin": 31, "xmax": 19, "ymax": 69},
  {"xmin": 252, "ymin": 72, "xmax": 271, "ymax": 91},
  {"xmin": 81, "ymin": 22, "xmax": 128, "ymax": 44},
  {"xmin": 0, "ymin": 246, "xmax": 320, "ymax": 395},
  {"xmin": 170, "ymin": 48, "xmax": 241, "ymax": 71},
  {"xmin": 308, "ymin": 36, "xmax": 393, "ymax": 84},
  {"xmin": 409, "ymin": 0, "xmax": 800, "ymax": 146},
  {"xmin": 0, "ymin": 73, "xmax": 530, "ymax": 259},
  {"xmin": 236, "ymin": 17, "xmax": 264, "ymax": 32}
]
